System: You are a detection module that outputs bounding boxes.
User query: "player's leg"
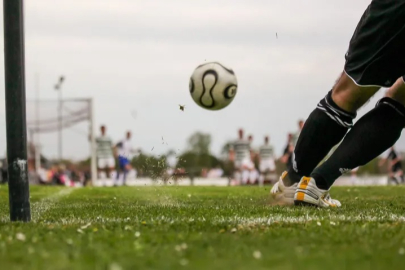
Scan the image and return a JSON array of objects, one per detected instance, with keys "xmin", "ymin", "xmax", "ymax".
[
  {"xmin": 100, "ymin": 168, "xmax": 107, "ymax": 186},
  {"xmin": 295, "ymin": 77, "xmax": 405, "ymax": 206},
  {"xmin": 97, "ymin": 158, "xmax": 108, "ymax": 186},
  {"xmin": 290, "ymin": 0, "xmax": 405, "ymax": 188},
  {"xmin": 122, "ymin": 161, "xmax": 132, "ymax": 186},
  {"xmin": 387, "ymin": 170, "xmax": 397, "ymax": 185},
  {"xmin": 258, "ymin": 162, "xmax": 266, "ymax": 187},
  {"xmin": 392, "ymin": 162, "xmax": 404, "ymax": 185},
  {"xmin": 277, "ymin": 1, "xmax": 405, "ymax": 206},
  {"xmin": 231, "ymin": 161, "xmax": 239, "ymax": 185},
  {"xmin": 97, "ymin": 159, "xmax": 102, "ymax": 184},
  {"xmin": 240, "ymin": 160, "xmax": 250, "ymax": 185},
  {"xmin": 313, "ymin": 77, "xmax": 405, "ymax": 185},
  {"xmin": 394, "ymin": 172, "xmax": 403, "ymax": 185},
  {"xmin": 397, "ymin": 166, "xmax": 405, "ymax": 184},
  {"xmin": 398, "ymin": 169, "xmax": 405, "ymax": 184},
  {"xmin": 249, "ymin": 168, "xmax": 258, "ymax": 185},
  {"xmin": 280, "ymin": 78, "xmax": 376, "ymax": 206},
  {"xmin": 114, "ymin": 169, "xmax": 120, "ymax": 186},
  {"xmin": 104, "ymin": 167, "xmax": 111, "ymax": 186},
  {"xmin": 247, "ymin": 161, "xmax": 256, "ymax": 184},
  {"xmin": 286, "ymin": 72, "xmax": 379, "ymax": 186},
  {"xmin": 258, "ymin": 173, "xmax": 264, "ymax": 187},
  {"xmin": 268, "ymin": 159, "xmax": 276, "ymax": 184},
  {"xmin": 241, "ymin": 169, "xmax": 249, "ymax": 185},
  {"xmin": 235, "ymin": 170, "xmax": 241, "ymax": 186},
  {"xmin": 114, "ymin": 156, "xmax": 124, "ymax": 186},
  {"xmin": 106, "ymin": 157, "xmax": 115, "ymax": 185},
  {"xmin": 260, "ymin": 160, "xmax": 274, "ymax": 186}
]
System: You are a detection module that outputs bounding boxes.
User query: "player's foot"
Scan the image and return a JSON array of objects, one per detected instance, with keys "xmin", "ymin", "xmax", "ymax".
[
  {"xmin": 294, "ymin": 177, "xmax": 341, "ymax": 208},
  {"xmin": 270, "ymin": 171, "xmax": 297, "ymax": 205}
]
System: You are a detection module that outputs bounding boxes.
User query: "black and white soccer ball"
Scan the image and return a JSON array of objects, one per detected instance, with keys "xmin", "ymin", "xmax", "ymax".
[{"xmin": 189, "ymin": 62, "xmax": 238, "ymax": 111}]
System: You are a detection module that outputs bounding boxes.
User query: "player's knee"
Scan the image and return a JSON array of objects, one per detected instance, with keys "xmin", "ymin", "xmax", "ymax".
[
  {"xmin": 376, "ymin": 96, "xmax": 405, "ymax": 120},
  {"xmin": 385, "ymin": 76, "xmax": 405, "ymax": 106},
  {"xmin": 317, "ymin": 90, "xmax": 356, "ymax": 128},
  {"xmin": 331, "ymin": 72, "xmax": 379, "ymax": 112}
]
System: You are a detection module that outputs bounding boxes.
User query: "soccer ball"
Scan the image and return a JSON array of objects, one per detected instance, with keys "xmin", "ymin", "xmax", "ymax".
[{"xmin": 189, "ymin": 62, "xmax": 237, "ymax": 110}]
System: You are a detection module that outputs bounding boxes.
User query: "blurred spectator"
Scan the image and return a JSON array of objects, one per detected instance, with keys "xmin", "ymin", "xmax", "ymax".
[
  {"xmin": 37, "ymin": 166, "xmax": 49, "ymax": 185},
  {"xmin": 281, "ymin": 133, "xmax": 294, "ymax": 170},
  {"xmin": 96, "ymin": 125, "xmax": 115, "ymax": 186},
  {"xmin": 292, "ymin": 119, "xmax": 305, "ymax": 147},
  {"xmin": 207, "ymin": 167, "xmax": 224, "ymax": 178},
  {"xmin": 201, "ymin": 168, "xmax": 209, "ymax": 178},
  {"xmin": 229, "ymin": 129, "xmax": 252, "ymax": 185},
  {"xmin": 115, "ymin": 131, "xmax": 137, "ymax": 186},
  {"xmin": 259, "ymin": 136, "xmax": 276, "ymax": 186}
]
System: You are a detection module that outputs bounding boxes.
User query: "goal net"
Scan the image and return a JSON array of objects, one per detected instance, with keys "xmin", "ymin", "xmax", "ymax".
[
  {"xmin": 27, "ymin": 99, "xmax": 90, "ymax": 133},
  {"xmin": 25, "ymin": 98, "xmax": 96, "ymax": 183}
]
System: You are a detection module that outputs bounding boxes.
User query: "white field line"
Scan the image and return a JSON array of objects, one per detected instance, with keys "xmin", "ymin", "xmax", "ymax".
[
  {"xmin": 31, "ymin": 188, "xmax": 75, "ymax": 222},
  {"xmin": 0, "ymin": 188, "xmax": 75, "ymax": 222},
  {"xmin": 53, "ymin": 213, "xmax": 405, "ymax": 226},
  {"xmin": 93, "ymin": 176, "xmax": 388, "ymax": 187}
]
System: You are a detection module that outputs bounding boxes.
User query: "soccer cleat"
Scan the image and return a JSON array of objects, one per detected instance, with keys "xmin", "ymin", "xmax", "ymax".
[
  {"xmin": 270, "ymin": 171, "xmax": 298, "ymax": 205},
  {"xmin": 294, "ymin": 177, "xmax": 341, "ymax": 208}
]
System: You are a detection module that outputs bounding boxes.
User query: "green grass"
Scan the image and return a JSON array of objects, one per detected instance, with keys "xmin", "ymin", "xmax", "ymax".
[{"xmin": 1, "ymin": 185, "xmax": 405, "ymax": 270}]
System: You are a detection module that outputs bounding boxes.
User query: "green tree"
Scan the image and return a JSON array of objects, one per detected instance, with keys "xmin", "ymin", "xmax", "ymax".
[
  {"xmin": 176, "ymin": 132, "xmax": 219, "ymax": 176},
  {"xmin": 187, "ymin": 132, "xmax": 211, "ymax": 155}
]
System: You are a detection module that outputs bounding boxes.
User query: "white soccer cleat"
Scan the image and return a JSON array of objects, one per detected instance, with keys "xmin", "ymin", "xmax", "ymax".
[
  {"xmin": 270, "ymin": 171, "xmax": 298, "ymax": 206},
  {"xmin": 294, "ymin": 177, "xmax": 341, "ymax": 208}
]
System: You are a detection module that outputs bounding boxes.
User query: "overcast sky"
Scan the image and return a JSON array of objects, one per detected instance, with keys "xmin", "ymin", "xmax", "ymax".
[{"xmin": 0, "ymin": 0, "xmax": 401, "ymax": 160}]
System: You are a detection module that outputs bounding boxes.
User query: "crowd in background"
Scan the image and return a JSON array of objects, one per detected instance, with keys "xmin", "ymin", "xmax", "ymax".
[
  {"xmin": 1, "ymin": 117, "xmax": 403, "ymax": 187},
  {"xmin": 93, "ymin": 122, "xmax": 308, "ymax": 186},
  {"xmin": 228, "ymin": 120, "xmax": 304, "ymax": 186}
]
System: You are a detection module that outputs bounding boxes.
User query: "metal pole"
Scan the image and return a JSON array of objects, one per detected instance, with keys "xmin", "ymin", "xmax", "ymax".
[
  {"xmin": 3, "ymin": 0, "xmax": 31, "ymax": 221},
  {"xmin": 55, "ymin": 76, "xmax": 64, "ymax": 161},
  {"xmin": 89, "ymin": 98, "xmax": 97, "ymax": 185},
  {"xmin": 58, "ymin": 88, "xmax": 62, "ymax": 161},
  {"xmin": 35, "ymin": 73, "xmax": 40, "ymax": 173}
]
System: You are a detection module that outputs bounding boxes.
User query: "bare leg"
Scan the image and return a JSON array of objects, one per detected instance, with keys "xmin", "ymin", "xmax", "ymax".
[{"xmin": 385, "ymin": 77, "xmax": 405, "ymax": 104}]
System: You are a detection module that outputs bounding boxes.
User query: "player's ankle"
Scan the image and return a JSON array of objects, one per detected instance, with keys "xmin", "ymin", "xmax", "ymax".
[
  {"xmin": 286, "ymin": 168, "xmax": 301, "ymax": 185},
  {"xmin": 310, "ymin": 173, "xmax": 329, "ymax": 190}
]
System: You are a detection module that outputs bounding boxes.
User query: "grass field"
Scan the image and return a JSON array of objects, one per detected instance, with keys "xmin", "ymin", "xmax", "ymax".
[{"xmin": 1, "ymin": 185, "xmax": 405, "ymax": 270}]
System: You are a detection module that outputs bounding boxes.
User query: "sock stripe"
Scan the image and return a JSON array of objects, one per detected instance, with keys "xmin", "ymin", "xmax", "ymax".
[
  {"xmin": 324, "ymin": 97, "xmax": 354, "ymax": 118},
  {"xmin": 317, "ymin": 105, "xmax": 352, "ymax": 128},
  {"xmin": 317, "ymin": 92, "xmax": 355, "ymax": 128}
]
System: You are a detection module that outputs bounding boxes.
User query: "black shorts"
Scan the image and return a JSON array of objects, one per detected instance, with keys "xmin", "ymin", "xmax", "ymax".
[{"xmin": 344, "ymin": 0, "xmax": 405, "ymax": 87}]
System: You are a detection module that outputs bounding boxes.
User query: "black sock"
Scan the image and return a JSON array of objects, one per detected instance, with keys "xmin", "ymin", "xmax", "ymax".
[
  {"xmin": 311, "ymin": 97, "xmax": 405, "ymax": 189},
  {"xmin": 287, "ymin": 91, "xmax": 355, "ymax": 185}
]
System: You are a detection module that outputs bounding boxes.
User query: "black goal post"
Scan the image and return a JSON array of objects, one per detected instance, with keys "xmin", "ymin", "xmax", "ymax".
[{"xmin": 3, "ymin": 0, "xmax": 31, "ymax": 221}]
